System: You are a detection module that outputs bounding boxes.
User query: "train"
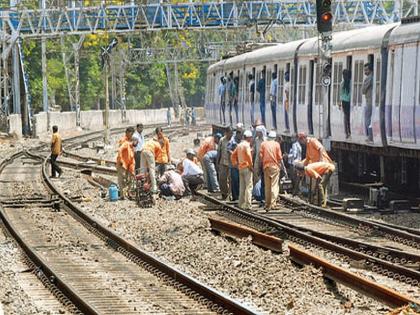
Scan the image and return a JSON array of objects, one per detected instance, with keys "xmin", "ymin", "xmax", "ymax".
[{"xmin": 205, "ymin": 17, "xmax": 420, "ymax": 194}]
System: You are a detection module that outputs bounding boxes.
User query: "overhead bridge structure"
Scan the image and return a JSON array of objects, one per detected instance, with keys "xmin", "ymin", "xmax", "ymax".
[{"xmin": 0, "ymin": 0, "xmax": 418, "ymax": 134}]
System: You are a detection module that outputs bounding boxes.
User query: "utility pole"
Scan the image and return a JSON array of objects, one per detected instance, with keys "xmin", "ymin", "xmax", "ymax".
[
  {"xmin": 101, "ymin": 38, "xmax": 118, "ymax": 145},
  {"xmin": 41, "ymin": 0, "xmax": 48, "ymax": 114},
  {"xmin": 316, "ymin": 0, "xmax": 333, "ymax": 141}
]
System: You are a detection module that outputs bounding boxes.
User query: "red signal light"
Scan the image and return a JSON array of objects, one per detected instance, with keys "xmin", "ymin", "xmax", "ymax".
[{"xmin": 321, "ymin": 12, "xmax": 332, "ymax": 22}]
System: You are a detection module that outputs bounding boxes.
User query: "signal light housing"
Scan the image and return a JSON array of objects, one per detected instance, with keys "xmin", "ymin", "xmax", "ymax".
[{"xmin": 316, "ymin": 0, "xmax": 333, "ymax": 33}]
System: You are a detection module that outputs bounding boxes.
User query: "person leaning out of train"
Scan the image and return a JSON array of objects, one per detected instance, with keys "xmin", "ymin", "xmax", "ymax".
[
  {"xmin": 257, "ymin": 71, "xmax": 266, "ymax": 125},
  {"xmin": 339, "ymin": 69, "xmax": 351, "ymax": 139},
  {"xmin": 294, "ymin": 161, "xmax": 335, "ymax": 208},
  {"xmin": 259, "ymin": 130, "xmax": 283, "ymax": 211},
  {"xmin": 154, "ymin": 127, "xmax": 171, "ymax": 177},
  {"xmin": 231, "ymin": 130, "xmax": 254, "ymax": 210},
  {"xmin": 362, "ymin": 62, "xmax": 374, "ymax": 143},
  {"xmin": 270, "ymin": 72, "xmax": 278, "ymax": 129},
  {"xmin": 116, "ymin": 127, "xmax": 136, "ymax": 200},
  {"xmin": 297, "ymin": 132, "xmax": 332, "ymax": 166}
]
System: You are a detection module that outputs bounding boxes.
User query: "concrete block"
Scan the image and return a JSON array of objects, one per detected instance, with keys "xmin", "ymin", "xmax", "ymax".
[
  {"xmin": 389, "ymin": 200, "xmax": 410, "ymax": 212},
  {"xmin": 343, "ymin": 198, "xmax": 364, "ymax": 211},
  {"xmin": 8, "ymin": 114, "xmax": 22, "ymax": 138},
  {"xmin": 81, "ymin": 110, "xmax": 103, "ymax": 130},
  {"xmin": 33, "ymin": 112, "xmax": 48, "ymax": 137},
  {"xmin": 49, "ymin": 111, "xmax": 76, "ymax": 132}
]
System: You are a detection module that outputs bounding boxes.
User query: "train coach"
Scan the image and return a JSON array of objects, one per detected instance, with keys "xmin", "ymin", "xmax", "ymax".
[{"xmin": 205, "ymin": 18, "xmax": 420, "ymax": 194}]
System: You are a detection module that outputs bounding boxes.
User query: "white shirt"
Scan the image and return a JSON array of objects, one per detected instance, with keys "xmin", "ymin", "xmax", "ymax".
[
  {"xmin": 132, "ymin": 131, "xmax": 144, "ymax": 152},
  {"xmin": 182, "ymin": 159, "xmax": 203, "ymax": 176},
  {"xmin": 270, "ymin": 78, "xmax": 278, "ymax": 97},
  {"xmin": 283, "ymin": 81, "xmax": 290, "ymax": 104}
]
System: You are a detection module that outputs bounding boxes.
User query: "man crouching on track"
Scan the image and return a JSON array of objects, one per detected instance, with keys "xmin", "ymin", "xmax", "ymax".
[
  {"xmin": 50, "ymin": 125, "xmax": 63, "ymax": 178},
  {"xmin": 116, "ymin": 127, "xmax": 135, "ymax": 200},
  {"xmin": 294, "ymin": 161, "xmax": 335, "ymax": 208}
]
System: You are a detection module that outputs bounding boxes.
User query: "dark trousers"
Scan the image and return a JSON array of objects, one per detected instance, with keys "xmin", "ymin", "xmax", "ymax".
[
  {"xmin": 260, "ymin": 99, "xmax": 266, "ymax": 125},
  {"xmin": 233, "ymin": 100, "xmax": 239, "ymax": 124},
  {"xmin": 182, "ymin": 174, "xmax": 204, "ymax": 195},
  {"xmin": 342, "ymin": 101, "xmax": 351, "ymax": 137},
  {"xmin": 220, "ymin": 100, "xmax": 226, "ymax": 124},
  {"xmin": 135, "ymin": 151, "xmax": 141, "ymax": 174},
  {"xmin": 229, "ymin": 100, "xmax": 233, "ymax": 126},
  {"xmin": 156, "ymin": 163, "xmax": 167, "ymax": 177},
  {"xmin": 270, "ymin": 100, "xmax": 277, "ymax": 129},
  {"xmin": 50, "ymin": 154, "xmax": 62, "ymax": 177},
  {"xmin": 230, "ymin": 167, "xmax": 239, "ymax": 201}
]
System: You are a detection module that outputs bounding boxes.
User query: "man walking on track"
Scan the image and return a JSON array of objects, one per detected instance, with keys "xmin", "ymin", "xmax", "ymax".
[{"xmin": 50, "ymin": 125, "xmax": 63, "ymax": 178}]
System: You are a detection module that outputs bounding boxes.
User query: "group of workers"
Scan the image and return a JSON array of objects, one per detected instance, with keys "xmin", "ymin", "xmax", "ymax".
[
  {"xmin": 196, "ymin": 121, "xmax": 336, "ymax": 209},
  {"xmin": 116, "ymin": 124, "xmax": 206, "ymax": 200}
]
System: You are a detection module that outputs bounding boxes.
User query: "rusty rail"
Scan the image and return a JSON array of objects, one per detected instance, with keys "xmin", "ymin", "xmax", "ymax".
[{"xmin": 208, "ymin": 216, "xmax": 420, "ymax": 309}]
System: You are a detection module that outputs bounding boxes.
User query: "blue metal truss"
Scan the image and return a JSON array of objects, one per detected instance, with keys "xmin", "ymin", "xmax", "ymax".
[{"xmin": 0, "ymin": 0, "xmax": 416, "ymax": 40}]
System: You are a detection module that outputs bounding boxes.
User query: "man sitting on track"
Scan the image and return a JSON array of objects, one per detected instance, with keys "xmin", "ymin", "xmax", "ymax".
[
  {"xmin": 116, "ymin": 127, "xmax": 135, "ymax": 199},
  {"xmin": 294, "ymin": 161, "xmax": 336, "ymax": 208}
]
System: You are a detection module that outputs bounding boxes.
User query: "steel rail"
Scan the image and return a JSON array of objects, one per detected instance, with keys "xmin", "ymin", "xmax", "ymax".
[
  {"xmin": 279, "ymin": 195, "xmax": 420, "ymax": 249},
  {"xmin": 21, "ymin": 150, "xmax": 258, "ymax": 315},
  {"xmin": 196, "ymin": 192, "xmax": 420, "ymax": 286},
  {"xmin": 208, "ymin": 216, "xmax": 420, "ymax": 308}
]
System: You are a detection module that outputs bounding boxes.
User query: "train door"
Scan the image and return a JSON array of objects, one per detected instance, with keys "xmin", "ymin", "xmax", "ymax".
[
  {"xmin": 265, "ymin": 65, "xmax": 272, "ymax": 129},
  {"xmin": 248, "ymin": 67, "xmax": 256, "ymax": 126},
  {"xmin": 285, "ymin": 63, "xmax": 291, "ymax": 133},
  {"xmin": 399, "ymin": 43, "xmax": 417, "ymax": 144},
  {"xmin": 296, "ymin": 59, "xmax": 308, "ymax": 134},
  {"xmin": 350, "ymin": 56, "xmax": 366, "ymax": 143},
  {"xmin": 237, "ymin": 69, "xmax": 243, "ymax": 125},
  {"xmin": 312, "ymin": 61, "xmax": 322, "ymax": 138},
  {"xmin": 277, "ymin": 65, "xmax": 285, "ymax": 133},
  {"xmin": 330, "ymin": 56, "xmax": 345, "ymax": 142},
  {"xmin": 308, "ymin": 60, "xmax": 314, "ymax": 135},
  {"xmin": 416, "ymin": 43, "xmax": 420, "ymax": 143}
]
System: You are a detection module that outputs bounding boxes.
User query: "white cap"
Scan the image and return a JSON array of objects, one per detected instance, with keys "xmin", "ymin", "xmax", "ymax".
[
  {"xmin": 255, "ymin": 125, "xmax": 265, "ymax": 133},
  {"xmin": 186, "ymin": 149, "xmax": 196, "ymax": 156},
  {"xmin": 235, "ymin": 123, "xmax": 244, "ymax": 131},
  {"xmin": 243, "ymin": 130, "xmax": 253, "ymax": 138},
  {"xmin": 268, "ymin": 130, "xmax": 277, "ymax": 138}
]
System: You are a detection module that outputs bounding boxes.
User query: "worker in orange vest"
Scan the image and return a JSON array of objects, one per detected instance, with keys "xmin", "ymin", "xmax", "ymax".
[
  {"xmin": 259, "ymin": 130, "xmax": 283, "ymax": 211},
  {"xmin": 154, "ymin": 127, "xmax": 171, "ymax": 176},
  {"xmin": 231, "ymin": 130, "xmax": 253, "ymax": 210},
  {"xmin": 116, "ymin": 127, "xmax": 135, "ymax": 199},
  {"xmin": 297, "ymin": 132, "xmax": 332, "ymax": 165},
  {"xmin": 294, "ymin": 161, "xmax": 335, "ymax": 207}
]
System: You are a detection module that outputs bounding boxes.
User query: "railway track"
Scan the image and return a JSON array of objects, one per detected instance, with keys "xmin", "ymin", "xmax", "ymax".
[
  {"xmin": 0, "ymin": 128, "xmax": 255, "ymax": 315},
  {"xmin": 196, "ymin": 192, "xmax": 420, "ymax": 291}
]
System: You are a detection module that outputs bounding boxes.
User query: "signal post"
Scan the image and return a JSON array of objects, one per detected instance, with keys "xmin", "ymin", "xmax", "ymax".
[{"xmin": 316, "ymin": 0, "xmax": 333, "ymax": 142}]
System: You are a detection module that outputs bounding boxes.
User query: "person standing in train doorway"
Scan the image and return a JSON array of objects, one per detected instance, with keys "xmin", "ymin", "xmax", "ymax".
[
  {"xmin": 257, "ymin": 70, "xmax": 266, "ymax": 125},
  {"xmin": 362, "ymin": 63, "xmax": 374, "ymax": 143},
  {"xmin": 248, "ymin": 74, "xmax": 256, "ymax": 125},
  {"xmin": 233, "ymin": 77, "xmax": 240, "ymax": 124},
  {"xmin": 227, "ymin": 72, "xmax": 235, "ymax": 126},
  {"xmin": 218, "ymin": 77, "xmax": 226, "ymax": 124},
  {"xmin": 270, "ymin": 72, "xmax": 278, "ymax": 130},
  {"xmin": 283, "ymin": 71, "xmax": 290, "ymax": 132},
  {"xmin": 340, "ymin": 69, "xmax": 351, "ymax": 139}
]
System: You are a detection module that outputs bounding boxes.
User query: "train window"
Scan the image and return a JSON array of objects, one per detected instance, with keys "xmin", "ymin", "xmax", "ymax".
[
  {"xmin": 298, "ymin": 65, "xmax": 307, "ymax": 105},
  {"xmin": 278, "ymin": 68, "xmax": 285, "ymax": 105},
  {"xmin": 315, "ymin": 63, "xmax": 322, "ymax": 106},
  {"xmin": 332, "ymin": 62, "xmax": 343, "ymax": 107},
  {"xmin": 375, "ymin": 58, "xmax": 381, "ymax": 107},
  {"xmin": 353, "ymin": 60, "xmax": 364, "ymax": 106}
]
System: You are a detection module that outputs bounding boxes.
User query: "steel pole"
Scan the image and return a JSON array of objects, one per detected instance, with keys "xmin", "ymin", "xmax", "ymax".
[{"xmin": 104, "ymin": 61, "xmax": 110, "ymax": 145}]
